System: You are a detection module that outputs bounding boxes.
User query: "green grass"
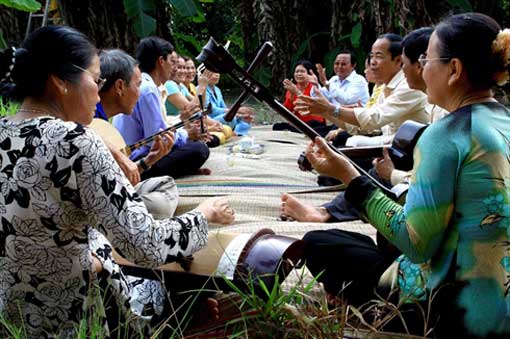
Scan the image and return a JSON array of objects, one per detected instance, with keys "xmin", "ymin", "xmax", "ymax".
[
  {"xmin": 0, "ymin": 310, "xmax": 26, "ymax": 339},
  {"xmin": 0, "ymin": 100, "xmax": 19, "ymax": 117},
  {"xmin": 0, "ymin": 98, "xmax": 434, "ymax": 338},
  {"xmin": 0, "ymin": 266, "xmax": 433, "ymax": 338}
]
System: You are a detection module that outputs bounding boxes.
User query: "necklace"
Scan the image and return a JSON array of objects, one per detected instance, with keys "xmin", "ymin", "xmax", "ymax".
[
  {"xmin": 17, "ymin": 107, "xmax": 53, "ymax": 116},
  {"xmin": 6, "ymin": 107, "xmax": 54, "ymax": 123}
]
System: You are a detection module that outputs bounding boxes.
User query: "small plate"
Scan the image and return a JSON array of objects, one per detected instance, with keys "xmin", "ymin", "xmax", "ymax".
[{"xmin": 229, "ymin": 143, "xmax": 265, "ymax": 155}]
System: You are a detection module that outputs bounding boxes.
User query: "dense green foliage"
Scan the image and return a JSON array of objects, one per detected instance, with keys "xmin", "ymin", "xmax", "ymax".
[
  {"xmin": 0, "ymin": 0, "xmax": 39, "ymax": 12},
  {"xmin": 2, "ymin": 0, "xmax": 510, "ymax": 91}
]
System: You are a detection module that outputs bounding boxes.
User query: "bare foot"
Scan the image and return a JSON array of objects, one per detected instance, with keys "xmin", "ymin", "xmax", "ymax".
[
  {"xmin": 325, "ymin": 292, "xmax": 345, "ymax": 310},
  {"xmin": 187, "ymin": 297, "xmax": 220, "ymax": 331},
  {"xmin": 280, "ymin": 193, "xmax": 330, "ymax": 222},
  {"xmin": 185, "ymin": 294, "xmax": 245, "ymax": 336},
  {"xmin": 204, "ymin": 297, "xmax": 220, "ymax": 322},
  {"xmin": 196, "ymin": 167, "xmax": 212, "ymax": 175},
  {"xmin": 196, "ymin": 197, "xmax": 235, "ymax": 225}
]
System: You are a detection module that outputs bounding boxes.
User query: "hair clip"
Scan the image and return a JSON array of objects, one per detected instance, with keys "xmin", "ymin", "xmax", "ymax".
[{"xmin": 1, "ymin": 47, "xmax": 17, "ymax": 82}]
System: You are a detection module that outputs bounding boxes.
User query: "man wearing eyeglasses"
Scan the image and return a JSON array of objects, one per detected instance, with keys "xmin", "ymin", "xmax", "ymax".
[{"xmin": 296, "ymin": 33, "xmax": 429, "ymax": 147}]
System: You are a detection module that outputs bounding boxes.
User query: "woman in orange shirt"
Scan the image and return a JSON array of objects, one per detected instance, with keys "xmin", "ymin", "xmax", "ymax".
[{"xmin": 273, "ymin": 60, "xmax": 328, "ymax": 135}]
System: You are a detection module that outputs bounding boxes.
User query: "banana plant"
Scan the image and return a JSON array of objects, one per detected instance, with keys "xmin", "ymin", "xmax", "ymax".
[
  {"xmin": 123, "ymin": 0, "xmax": 156, "ymax": 38},
  {"xmin": 0, "ymin": 0, "xmax": 41, "ymax": 48},
  {"xmin": 447, "ymin": 0, "xmax": 473, "ymax": 11},
  {"xmin": 123, "ymin": 0, "xmax": 208, "ymax": 38},
  {"xmin": 0, "ymin": 0, "xmax": 40, "ymax": 12}
]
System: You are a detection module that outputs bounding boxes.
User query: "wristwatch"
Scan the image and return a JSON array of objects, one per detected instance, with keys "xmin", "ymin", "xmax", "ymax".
[
  {"xmin": 333, "ymin": 105, "xmax": 341, "ymax": 118},
  {"xmin": 138, "ymin": 158, "xmax": 151, "ymax": 171}
]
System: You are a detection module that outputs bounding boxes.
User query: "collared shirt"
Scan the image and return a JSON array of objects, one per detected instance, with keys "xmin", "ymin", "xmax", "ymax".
[
  {"xmin": 343, "ymin": 83, "xmax": 384, "ymax": 136},
  {"xmin": 352, "ymin": 70, "xmax": 429, "ymax": 143},
  {"xmin": 426, "ymin": 103, "xmax": 449, "ymax": 123},
  {"xmin": 320, "ymin": 71, "xmax": 370, "ymax": 106},
  {"xmin": 366, "ymin": 84, "xmax": 384, "ymax": 108},
  {"xmin": 187, "ymin": 83, "xmax": 197, "ymax": 97},
  {"xmin": 205, "ymin": 85, "xmax": 251, "ymax": 135},
  {"xmin": 283, "ymin": 83, "xmax": 324, "ymax": 123},
  {"xmin": 387, "ymin": 102, "xmax": 449, "ymax": 186},
  {"xmin": 112, "ymin": 72, "xmax": 187, "ymax": 160},
  {"xmin": 95, "ymin": 102, "xmax": 108, "ymax": 121},
  {"xmin": 205, "ymin": 85, "xmax": 227, "ymax": 120},
  {"xmin": 163, "ymin": 80, "xmax": 192, "ymax": 116}
]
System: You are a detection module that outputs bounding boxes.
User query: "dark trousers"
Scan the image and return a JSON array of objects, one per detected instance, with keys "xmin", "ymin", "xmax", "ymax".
[
  {"xmin": 303, "ymin": 229, "xmax": 430, "ymax": 335},
  {"xmin": 303, "ymin": 229, "xmax": 395, "ymax": 306},
  {"xmin": 322, "ymin": 168, "xmax": 392, "ymax": 222},
  {"xmin": 141, "ymin": 141, "xmax": 209, "ymax": 180},
  {"xmin": 331, "ymin": 130, "xmax": 352, "ymax": 147},
  {"xmin": 303, "ymin": 229, "xmax": 510, "ymax": 338}
]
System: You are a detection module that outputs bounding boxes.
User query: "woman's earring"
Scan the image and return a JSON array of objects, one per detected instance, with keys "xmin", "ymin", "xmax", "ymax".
[{"xmin": 64, "ymin": 88, "xmax": 68, "ymax": 94}]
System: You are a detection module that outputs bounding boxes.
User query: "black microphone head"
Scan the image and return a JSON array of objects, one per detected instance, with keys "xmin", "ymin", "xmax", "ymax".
[{"xmin": 196, "ymin": 37, "xmax": 236, "ymax": 73}]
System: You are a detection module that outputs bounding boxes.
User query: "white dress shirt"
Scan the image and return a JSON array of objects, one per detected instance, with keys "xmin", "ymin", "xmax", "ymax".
[{"xmin": 320, "ymin": 70, "xmax": 370, "ymax": 106}]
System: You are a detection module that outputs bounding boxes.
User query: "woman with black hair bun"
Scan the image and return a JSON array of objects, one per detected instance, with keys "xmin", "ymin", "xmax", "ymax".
[
  {"xmin": 0, "ymin": 26, "xmax": 234, "ymax": 338},
  {"xmin": 302, "ymin": 13, "xmax": 510, "ymax": 338}
]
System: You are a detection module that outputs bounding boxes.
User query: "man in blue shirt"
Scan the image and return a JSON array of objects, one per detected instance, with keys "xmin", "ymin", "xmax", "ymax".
[{"xmin": 113, "ymin": 37, "xmax": 210, "ymax": 179}]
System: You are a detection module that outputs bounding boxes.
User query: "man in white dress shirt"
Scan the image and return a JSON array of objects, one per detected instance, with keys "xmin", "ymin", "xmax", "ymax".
[
  {"xmin": 298, "ymin": 34, "xmax": 428, "ymax": 147},
  {"xmin": 318, "ymin": 50, "xmax": 370, "ymax": 106}
]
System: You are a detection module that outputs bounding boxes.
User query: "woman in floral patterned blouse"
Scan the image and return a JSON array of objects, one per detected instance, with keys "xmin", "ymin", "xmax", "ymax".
[
  {"xmin": 0, "ymin": 26, "xmax": 234, "ymax": 338},
  {"xmin": 303, "ymin": 13, "xmax": 510, "ymax": 338}
]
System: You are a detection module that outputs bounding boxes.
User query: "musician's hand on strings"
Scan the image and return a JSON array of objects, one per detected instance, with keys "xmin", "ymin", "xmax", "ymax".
[
  {"xmin": 325, "ymin": 128, "xmax": 342, "ymax": 142},
  {"xmin": 144, "ymin": 131, "xmax": 175, "ymax": 167},
  {"xmin": 195, "ymin": 197, "xmax": 235, "ymax": 225},
  {"xmin": 186, "ymin": 120, "xmax": 213, "ymax": 143},
  {"xmin": 237, "ymin": 106, "xmax": 255, "ymax": 123},
  {"xmin": 185, "ymin": 120, "xmax": 203, "ymax": 141},
  {"xmin": 199, "ymin": 132, "xmax": 214, "ymax": 143},
  {"xmin": 295, "ymin": 89, "xmax": 335, "ymax": 118},
  {"xmin": 102, "ymin": 139, "xmax": 141, "ymax": 185},
  {"xmin": 207, "ymin": 118, "xmax": 224, "ymax": 132},
  {"xmin": 283, "ymin": 79, "xmax": 300, "ymax": 96},
  {"xmin": 306, "ymin": 137, "xmax": 360, "ymax": 185},
  {"xmin": 316, "ymin": 63, "xmax": 328, "ymax": 86},
  {"xmin": 373, "ymin": 147, "xmax": 394, "ymax": 181},
  {"xmin": 180, "ymin": 102, "xmax": 200, "ymax": 121}
]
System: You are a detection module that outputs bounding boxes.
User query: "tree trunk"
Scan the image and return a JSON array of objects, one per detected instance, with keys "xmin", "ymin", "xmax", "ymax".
[
  {"xmin": 0, "ymin": 7, "xmax": 30, "ymax": 46},
  {"xmin": 253, "ymin": 0, "xmax": 315, "ymax": 92},
  {"xmin": 238, "ymin": 0, "xmax": 257, "ymax": 63},
  {"xmin": 153, "ymin": 0, "xmax": 173, "ymax": 42},
  {"xmin": 57, "ymin": 0, "xmax": 139, "ymax": 53}
]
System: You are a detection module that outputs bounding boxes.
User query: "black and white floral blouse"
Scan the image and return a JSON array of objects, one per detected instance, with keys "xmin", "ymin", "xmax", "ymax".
[{"xmin": 0, "ymin": 116, "xmax": 208, "ymax": 338}]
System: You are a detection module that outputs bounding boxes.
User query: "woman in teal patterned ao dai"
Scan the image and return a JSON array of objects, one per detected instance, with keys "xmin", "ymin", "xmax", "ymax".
[{"xmin": 304, "ymin": 13, "xmax": 510, "ymax": 338}]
